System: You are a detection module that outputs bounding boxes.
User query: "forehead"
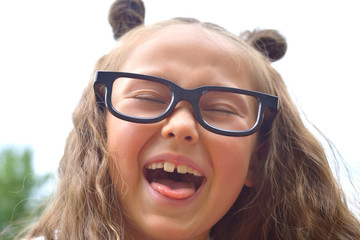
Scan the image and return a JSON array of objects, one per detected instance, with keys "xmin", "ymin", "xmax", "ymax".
[
  {"xmin": 125, "ymin": 24, "xmax": 242, "ymax": 64},
  {"xmin": 117, "ymin": 24, "xmax": 254, "ymax": 89}
]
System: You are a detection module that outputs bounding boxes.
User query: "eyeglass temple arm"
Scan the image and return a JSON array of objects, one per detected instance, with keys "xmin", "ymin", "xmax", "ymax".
[
  {"xmin": 93, "ymin": 82, "xmax": 107, "ymax": 111},
  {"xmin": 260, "ymin": 96, "xmax": 279, "ymax": 135}
]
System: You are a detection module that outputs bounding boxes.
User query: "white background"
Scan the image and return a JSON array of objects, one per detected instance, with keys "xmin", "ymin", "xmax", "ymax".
[{"xmin": 0, "ymin": 0, "xmax": 359, "ymax": 209}]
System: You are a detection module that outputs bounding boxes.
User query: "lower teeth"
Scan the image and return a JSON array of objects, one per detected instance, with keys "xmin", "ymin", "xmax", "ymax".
[{"xmin": 145, "ymin": 169, "xmax": 204, "ymax": 190}]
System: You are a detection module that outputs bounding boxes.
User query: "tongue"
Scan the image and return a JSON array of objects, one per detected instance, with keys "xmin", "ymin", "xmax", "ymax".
[{"xmin": 150, "ymin": 178, "xmax": 196, "ymax": 199}]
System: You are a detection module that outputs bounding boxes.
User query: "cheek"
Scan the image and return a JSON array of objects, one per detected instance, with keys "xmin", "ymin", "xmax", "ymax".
[
  {"xmin": 106, "ymin": 116, "xmax": 156, "ymax": 195},
  {"xmin": 208, "ymin": 134, "xmax": 257, "ymax": 197},
  {"xmin": 106, "ymin": 113, "xmax": 159, "ymax": 158}
]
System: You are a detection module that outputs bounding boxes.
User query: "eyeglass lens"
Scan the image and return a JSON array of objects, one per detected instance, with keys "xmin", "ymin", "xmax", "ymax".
[{"xmin": 111, "ymin": 77, "xmax": 260, "ymax": 132}]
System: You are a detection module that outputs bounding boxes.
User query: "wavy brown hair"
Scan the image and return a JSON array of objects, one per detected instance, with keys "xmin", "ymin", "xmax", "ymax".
[{"xmin": 22, "ymin": 17, "xmax": 360, "ymax": 240}]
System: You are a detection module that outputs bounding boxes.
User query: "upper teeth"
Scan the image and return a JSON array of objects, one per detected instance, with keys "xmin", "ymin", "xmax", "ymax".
[{"xmin": 146, "ymin": 161, "xmax": 202, "ymax": 176}]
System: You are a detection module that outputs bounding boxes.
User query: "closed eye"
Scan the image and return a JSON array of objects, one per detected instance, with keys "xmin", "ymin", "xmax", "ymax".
[
  {"xmin": 131, "ymin": 91, "xmax": 168, "ymax": 105},
  {"xmin": 202, "ymin": 105, "xmax": 238, "ymax": 115},
  {"xmin": 134, "ymin": 95, "xmax": 166, "ymax": 104}
]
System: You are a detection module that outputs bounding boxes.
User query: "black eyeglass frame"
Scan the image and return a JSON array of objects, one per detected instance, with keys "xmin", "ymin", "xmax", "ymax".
[{"xmin": 94, "ymin": 71, "xmax": 279, "ymax": 137}]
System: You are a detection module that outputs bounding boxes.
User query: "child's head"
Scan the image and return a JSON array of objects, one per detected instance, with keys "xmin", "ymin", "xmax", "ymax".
[
  {"xmin": 72, "ymin": 18, "xmax": 286, "ymax": 239},
  {"xmin": 26, "ymin": 8, "xmax": 360, "ymax": 240},
  {"xmin": 97, "ymin": 19, "xmax": 273, "ymax": 240}
]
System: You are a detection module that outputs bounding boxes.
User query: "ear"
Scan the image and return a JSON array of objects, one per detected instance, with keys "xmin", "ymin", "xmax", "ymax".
[{"xmin": 244, "ymin": 153, "xmax": 259, "ymax": 187}]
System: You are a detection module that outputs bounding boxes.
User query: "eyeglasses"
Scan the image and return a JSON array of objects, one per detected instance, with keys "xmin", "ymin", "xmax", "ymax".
[{"xmin": 94, "ymin": 71, "xmax": 279, "ymax": 137}]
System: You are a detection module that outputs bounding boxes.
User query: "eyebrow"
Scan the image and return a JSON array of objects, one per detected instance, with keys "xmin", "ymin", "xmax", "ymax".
[{"xmin": 132, "ymin": 71, "xmax": 249, "ymax": 90}]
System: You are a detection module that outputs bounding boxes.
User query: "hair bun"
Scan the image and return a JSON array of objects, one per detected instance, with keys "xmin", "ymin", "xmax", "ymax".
[
  {"xmin": 108, "ymin": 0, "xmax": 145, "ymax": 40},
  {"xmin": 240, "ymin": 29, "xmax": 287, "ymax": 62}
]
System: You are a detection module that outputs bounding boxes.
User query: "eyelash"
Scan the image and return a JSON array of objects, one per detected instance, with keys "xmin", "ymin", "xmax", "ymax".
[
  {"xmin": 132, "ymin": 92, "xmax": 167, "ymax": 104},
  {"xmin": 203, "ymin": 105, "xmax": 237, "ymax": 115}
]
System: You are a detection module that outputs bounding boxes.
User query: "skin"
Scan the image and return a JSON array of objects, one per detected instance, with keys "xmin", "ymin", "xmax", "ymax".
[{"xmin": 106, "ymin": 24, "xmax": 258, "ymax": 240}]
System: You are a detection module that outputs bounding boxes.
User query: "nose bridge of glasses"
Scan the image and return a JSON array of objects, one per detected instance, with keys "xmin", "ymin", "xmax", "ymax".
[{"xmin": 171, "ymin": 87, "xmax": 201, "ymax": 116}]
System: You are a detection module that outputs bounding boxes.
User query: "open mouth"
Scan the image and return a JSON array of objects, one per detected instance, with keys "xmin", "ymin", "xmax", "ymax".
[{"xmin": 144, "ymin": 162, "xmax": 206, "ymax": 199}]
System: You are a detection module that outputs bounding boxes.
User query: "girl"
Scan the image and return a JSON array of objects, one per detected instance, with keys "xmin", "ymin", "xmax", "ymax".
[{"xmin": 23, "ymin": 1, "xmax": 360, "ymax": 239}]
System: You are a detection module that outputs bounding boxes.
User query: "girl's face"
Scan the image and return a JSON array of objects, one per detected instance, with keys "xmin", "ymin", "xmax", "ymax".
[{"xmin": 106, "ymin": 25, "xmax": 258, "ymax": 240}]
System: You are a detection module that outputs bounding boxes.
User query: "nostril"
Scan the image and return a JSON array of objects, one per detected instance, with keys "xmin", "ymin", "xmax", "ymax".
[
  {"xmin": 167, "ymin": 132, "xmax": 193, "ymax": 141},
  {"xmin": 184, "ymin": 136, "xmax": 193, "ymax": 141}
]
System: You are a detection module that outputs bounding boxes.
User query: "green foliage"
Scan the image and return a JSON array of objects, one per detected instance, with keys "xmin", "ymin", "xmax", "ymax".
[{"xmin": 0, "ymin": 147, "xmax": 51, "ymax": 239}]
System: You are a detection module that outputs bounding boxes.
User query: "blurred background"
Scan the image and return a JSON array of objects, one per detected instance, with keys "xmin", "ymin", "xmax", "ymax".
[{"xmin": 0, "ymin": 0, "xmax": 359, "ymax": 237}]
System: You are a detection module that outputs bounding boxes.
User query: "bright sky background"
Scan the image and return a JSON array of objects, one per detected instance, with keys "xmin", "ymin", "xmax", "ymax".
[{"xmin": 1, "ymin": 0, "xmax": 359, "ymax": 209}]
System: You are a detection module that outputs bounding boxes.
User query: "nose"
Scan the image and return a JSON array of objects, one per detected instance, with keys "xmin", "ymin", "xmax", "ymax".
[{"xmin": 161, "ymin": 102, "xmax": 199, "ymax": 144}]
